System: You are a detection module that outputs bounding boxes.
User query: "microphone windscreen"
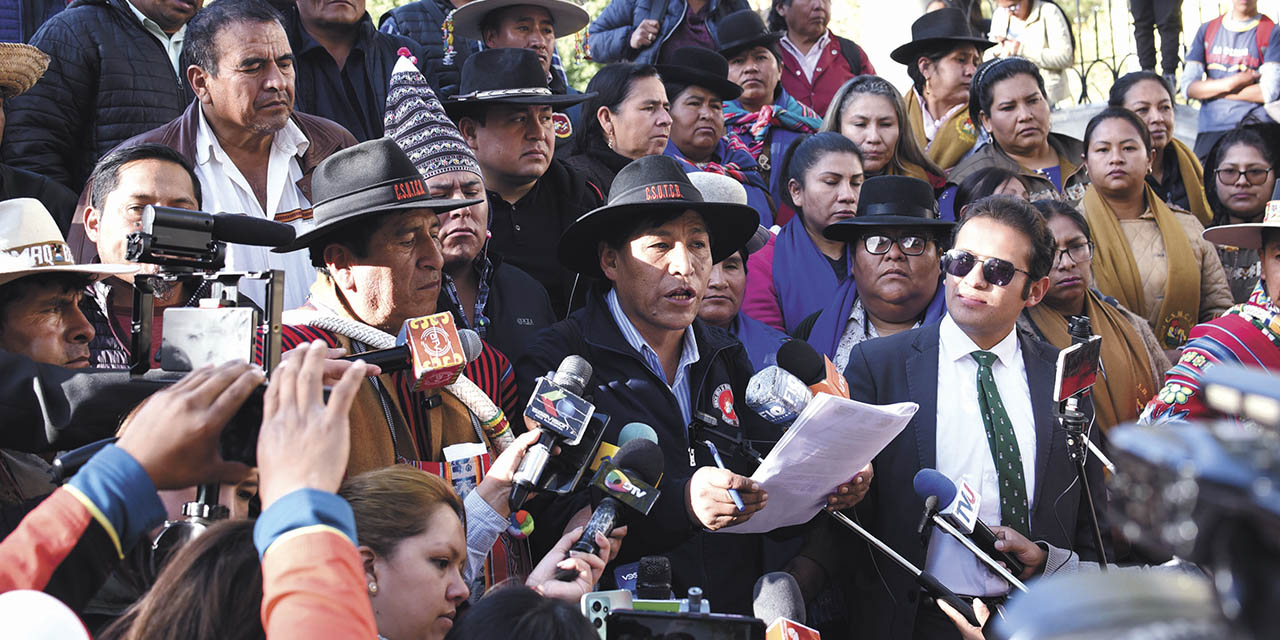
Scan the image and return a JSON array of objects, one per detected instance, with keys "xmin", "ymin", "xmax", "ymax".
[
  {"xmin": 457, "ymin": 329, "xmax": 482, "ymax": 364},
  {"xmin": 212, "ymin": 213, "xmax": 296, "ymax": 247},
  {"xmin": 611, "ymin": 438, "xmax": 664, "ymax": 485},
  {"xmin": 636, "ymin": 555, "xmax": 672, "ymax": 599},
  {"xmin": 551, "ymin": 355, "xmax": 592, "ymax": 396},
  {"xmin": 776, "ymin": 340, "xmax": 825, "ymax": 386},
  {"xmin": 913, "ymin": 468, "xmax": 957, "ymax": 506},
  {"xmin": 752, "ymin": 571, "xmax": 806, "ymax": 625},
  {"xmin": 618, "ymin": 422, "xmax": 658, "ymax": 446}
]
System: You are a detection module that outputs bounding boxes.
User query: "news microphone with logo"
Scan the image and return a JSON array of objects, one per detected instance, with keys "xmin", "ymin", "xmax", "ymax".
[
  {"xmin": 776, "ymin": 339, "xmax": 849, "ymax": 399},
  {"xmin": 753, "ymin": 572, "xmax": 821, "ymax": 639},
  {"xmin": 913, "ymin": 468, "xmax": 1027, "ymax": 584},
  {"xmin": 339, "ymin": 312, "xmax": 478, "ymax": 390},
  {"xmin": 745, "ymin": 365, "xmax": 812, "ymax": 426},
  {"xmin": 511, "ymin": 355, "xmax": 597, "ymax": 510},
  {"xmin": 553, "ymin": 438, "xmax": 664, "ymax": 582}
]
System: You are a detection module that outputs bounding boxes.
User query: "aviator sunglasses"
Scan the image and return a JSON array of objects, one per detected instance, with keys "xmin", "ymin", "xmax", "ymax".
[{"xmin": 940, "ymin": 249, "xmax": 1030, "ymax": 287}]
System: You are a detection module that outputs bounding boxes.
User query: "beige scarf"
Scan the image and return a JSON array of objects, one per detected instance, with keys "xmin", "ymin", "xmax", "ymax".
[
  {"xmin": 904, "ymin": 87, "xmax": 978, "ymax": 172},
  {"xmin": 1168, "ymin": 138, "xmax": 1212, "ymax": 226}
]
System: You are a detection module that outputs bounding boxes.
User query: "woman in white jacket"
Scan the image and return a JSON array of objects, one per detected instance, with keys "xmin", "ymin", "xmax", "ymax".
[{"xmin": 989, "ymin": 0, "xmax": 1076, "ymax": 105}]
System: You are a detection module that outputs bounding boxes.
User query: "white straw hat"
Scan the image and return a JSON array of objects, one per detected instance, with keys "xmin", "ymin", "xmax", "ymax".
[{"xmin": 0, "ymin": 198, "xmax": 136, "ymax": 287}]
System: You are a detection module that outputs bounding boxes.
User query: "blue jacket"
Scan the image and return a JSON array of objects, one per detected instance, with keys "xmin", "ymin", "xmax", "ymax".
[
  {"xmin": 730, "ymin": 312, "xmax": 789, "ymax": 372},
  {"xmin": 586, "ymin": 0, "xmax": 749, "ymax": 64}
]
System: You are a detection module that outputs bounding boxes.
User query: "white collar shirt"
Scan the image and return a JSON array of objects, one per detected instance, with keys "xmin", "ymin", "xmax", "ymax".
[
  {"xmin": 914, "ymin": 89, "xmax": 967, "ymax": 143},
  {"xmin": 780, "ymin": 30, "xmax": 831, "ymax": 83},
  {"xmin": 126, "ymin": 0, "xmax": 186, "ymax": 75}
]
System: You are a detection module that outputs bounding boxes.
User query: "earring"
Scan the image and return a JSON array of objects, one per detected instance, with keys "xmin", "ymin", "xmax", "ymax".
[
  {"xmin": 606, "ymin": 135, "xmax": 616, "ymax": 150},
  {"xmin": 368, "ymin": 581, "xmax": 379, "ymax": 596}
]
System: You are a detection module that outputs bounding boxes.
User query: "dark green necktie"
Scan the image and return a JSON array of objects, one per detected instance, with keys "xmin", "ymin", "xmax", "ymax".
[{"xmin": 970, "ymin": 350, "xmax": 1031, "ymax": 538}]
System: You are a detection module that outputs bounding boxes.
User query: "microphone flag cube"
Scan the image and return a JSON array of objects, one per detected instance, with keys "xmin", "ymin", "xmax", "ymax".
[{"xmin": 406, "ymin": 312, "xmax": 467, "ymax": 391}]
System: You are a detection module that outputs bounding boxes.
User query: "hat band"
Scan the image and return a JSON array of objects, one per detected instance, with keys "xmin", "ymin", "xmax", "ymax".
[
  {"xmin": 311, "ymin": 176, "xmax": 429, "ymax": 229},
  {"xmin": 456, "ymin": 87, "xmax": 554, "ymax": 101},
  {"xmin": 0, "ymin": 240, "xmax": 75, "ymax": 270},
  {"xmin": 861, "ymin": 203, "xmax": 938, "ymax": 219}
]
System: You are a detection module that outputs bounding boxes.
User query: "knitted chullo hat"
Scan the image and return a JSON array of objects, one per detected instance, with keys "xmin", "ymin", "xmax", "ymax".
[{"xmin": 384, "ymin": 55, "xmax": 483, "ymax": 181}]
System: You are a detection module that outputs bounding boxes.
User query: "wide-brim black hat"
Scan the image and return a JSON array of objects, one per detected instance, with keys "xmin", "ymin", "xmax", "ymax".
[
  {"xmin": 445, "ymin": 48, "xmax": 593, "ymax": 114},
  {"xmin": 823, "ymin": 175, "xmax": 953, "ymax": 241},
  {"xmin": 890, "ymin": 8, "xmax": 996, "ymax": 66},
  {"xmin": 275, "ymin": 138, "xmax": 480, "ymax": 253},
  {"xmin": 656, "ymin": 47, "xmax": 743, "ymax": 101},
  {"xmin": 716, "ymin": 10, "xmax": 783, "ymax": 59},
  {"xmin": 558, "ymin": 155, "xmax": 759, "ymax": 277},
  {"xmin": 450, "ymin": 0, "xmax": 589, "ymax": 40}
]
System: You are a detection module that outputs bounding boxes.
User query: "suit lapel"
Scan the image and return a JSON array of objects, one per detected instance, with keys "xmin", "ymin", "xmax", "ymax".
[
  {"xmin": 906, "ymin": 325, "xmax": 941, "ymax": 472},
  {"xmin": 1021, "ymin": 334, "xmax": 1059, "ymax": 509}
]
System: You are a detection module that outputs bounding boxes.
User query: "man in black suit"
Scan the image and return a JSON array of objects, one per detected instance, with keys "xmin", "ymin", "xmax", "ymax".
[{"xmin": 842, "ymin": 195, "xmax": 1110, "ymax": 639}]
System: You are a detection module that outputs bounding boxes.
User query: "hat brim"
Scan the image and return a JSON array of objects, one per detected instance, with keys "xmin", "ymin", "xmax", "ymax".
[
  {"xmin": 823, "ymin": 216, "xmax": 955, "ymax": 241},
  {"xmin": 274, "ymin": 197, "xmax": 482, "ymax": 253},
  {"xmin": 890, "ymin": 36, "xmax": 996, "ymax": 66},
  {"xmin": 557, "ymin": 200, "xmax": 760, "ymax": 277},
  {"xmin": 0, "ymin": 263, "xmax": 137, "ymax": 288},
  {"xmin": 450, "ymin": 0, "xmax": 590, "ymax": 40},
  {"xmin": 0, "ymin": 43, "xmax": 49, "ymax": 98},
  {"xmin": 444, "ymin": 91, "xmax": 594, "ymax": 115},
  {"xmin": 1202, "ymin": 222, "xmax": 1279, "ymax": 250},
  {"xmin": 718, "ymin": 32, "xmax": 784, "ymax": 59},
  {"xmin": 654, "ymin": 65, "xmax": 744, "ymax": 101}
]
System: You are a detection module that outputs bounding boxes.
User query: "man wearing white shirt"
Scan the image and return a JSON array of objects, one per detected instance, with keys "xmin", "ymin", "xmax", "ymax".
[
  {"xmin": 841, "ymin": 195, "xmax": 1111, "ymax": 639},
  {"xmin": 111, "ymin": 0, "xmax": 357, "ymax": 310}
]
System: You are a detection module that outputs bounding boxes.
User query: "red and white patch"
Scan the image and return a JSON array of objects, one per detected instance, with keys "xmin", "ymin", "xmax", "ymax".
[
  {"xmin": 552, "ymin": 112, "xmax": 572, "ymax": 138},
  {"xmin": 713, "ymin": 383, "xmax": 738, "ymax": 426}
]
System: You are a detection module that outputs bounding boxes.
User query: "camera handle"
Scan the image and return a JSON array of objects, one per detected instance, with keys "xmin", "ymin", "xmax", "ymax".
[{"xmin": 1056, "ymin": 315, "xmax": 1108, "ymax": 570}]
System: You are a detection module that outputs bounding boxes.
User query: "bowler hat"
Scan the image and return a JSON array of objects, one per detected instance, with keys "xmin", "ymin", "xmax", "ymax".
[
  {"xmin": 557, "ymin": 155, "xmax": 759, "ymax": 277},
  {"xmin": 823, "ymin": 175, "xmax": 953, "ymax": 241},
  {"xmin": 445, "ymin": 48, "xmax": 593, "ymax": 113},
  {"xmin": 275, "ymin": 138, "xmax": 479, "ymax": 253},
  {"xmin": 1203, "ymin": 200, "xmax": 1280, "ymax": 250},
  {"xmin": 716, "ymin": 10, "xmax": 783, "ymax": 59},
  {"xmin": 450, "ymin": 0, "xmax": 589, "ymax": 40},
  {"xmin": 0, "ymin": 198, "xmax": 136, "ymax": 287},
  {"xmin": 890, "ymin": 8, "xmax": 996, "ymax": 66},
  {"xmin": 656, "ymin": 48, "xmax": 744, "ymax": 101}
]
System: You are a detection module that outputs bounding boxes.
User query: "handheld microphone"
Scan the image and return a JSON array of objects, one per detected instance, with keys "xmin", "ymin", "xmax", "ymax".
[
  {"xmin": 776, "ymin": 339, "xmax": 849, "ymax": 399},
  {"xmin": 511, "ymin": 356, "xmax": 596, "ymax": 510},
  {"xmin": 636, "ymin": 556, "xmax": 672, "ymax": 600},
  {"xmin": 339, "ymin": 312, "xmax": 477, "ymax": 391},
  {"xmin": 554, "ymin": 438, "xmax": 664, "ymax": 581},
  {"xmin": 913, "ymin": 469, "xmax": 1028, "ymax": 588},
  {"xmin": 753, "ymin": 572, "xmax": 820, "ymax": 639},
  {"xmin": 745, "ymin": 365, "xmax": 812, "ymax": 425}
]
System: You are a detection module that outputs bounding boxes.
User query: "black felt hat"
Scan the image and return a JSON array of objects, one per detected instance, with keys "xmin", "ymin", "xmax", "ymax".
[
  {"xmin": 890, "ymin": 8, "xmax": 996, "ymax": 66},
  {"xmin": 823, "ymin": 175, "xmax": 953, "ymax": 241},
  {"xmin": 275, "ymin": 138, "xmax": 480, "ymax": 253},
  {"xmin": 716, "ymin": 10, "xmax": 783, "ymax": 59},
  {"xmin": 445, "ymin": 48, "xmax": 593, "ymax": 113},
  {"xmin": 656, "ymin": 47, "xmax": 744, "ymax": 101},
  {"xmin": 557, "ymin": 155, "xmax": 759, "ymax": 277}
]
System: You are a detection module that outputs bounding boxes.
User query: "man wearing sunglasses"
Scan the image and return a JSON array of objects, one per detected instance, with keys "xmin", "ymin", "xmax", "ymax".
[{"xmin": 839, "ymin": 195, "xmax": 1111, "ymax": 639}]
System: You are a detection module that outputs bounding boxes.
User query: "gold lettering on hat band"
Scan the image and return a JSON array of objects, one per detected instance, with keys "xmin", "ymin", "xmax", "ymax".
[
  {"xmin": 2, "ymin": 241, "xmax": 74, "ymax": 269},
  {"xmin": 394, "ymin": 179, "xmax": 427, "ymax": 201},
  {"xmin": 644, "ymin": 183, "xmax": 684, "ymax": 201}
]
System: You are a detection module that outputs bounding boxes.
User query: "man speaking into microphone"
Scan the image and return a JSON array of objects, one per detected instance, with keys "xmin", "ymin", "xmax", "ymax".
[{"xmin": 840, "ymin": 196, "xmax": 1111, "ymax": 638}]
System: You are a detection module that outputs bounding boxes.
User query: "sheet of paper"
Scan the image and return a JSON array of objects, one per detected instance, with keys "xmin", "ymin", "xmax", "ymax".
[{"xmin": 723, "ymin": 393, "xmax": 918, "ymax": 534}]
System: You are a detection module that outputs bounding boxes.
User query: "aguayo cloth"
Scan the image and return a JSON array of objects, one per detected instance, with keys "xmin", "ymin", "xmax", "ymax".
[
  {"xmin": 1142, "ymin": 280, "xmax": 1280, "ymax": 422},
  {"xmin": 665, "ymin": 138, "xmax": 775, "ymax": 227}
]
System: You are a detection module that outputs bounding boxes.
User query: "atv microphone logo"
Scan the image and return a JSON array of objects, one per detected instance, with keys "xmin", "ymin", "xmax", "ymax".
[{"xmin": 605, "ymin": 468, "xmax": 649, "ymax": 499}]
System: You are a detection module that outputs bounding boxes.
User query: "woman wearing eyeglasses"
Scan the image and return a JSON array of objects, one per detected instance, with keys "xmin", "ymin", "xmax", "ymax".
[
  {"xmin": 1202, "ymin": 127, "xmax": 1278, "ymax": 302},
  {"xmin": 1080, "ymin": 107, "xmax": 1232, "ymax": 357},
  {"xmin": 1018, "ymin": 200, "xmax": 1169, "ymax": 431}
]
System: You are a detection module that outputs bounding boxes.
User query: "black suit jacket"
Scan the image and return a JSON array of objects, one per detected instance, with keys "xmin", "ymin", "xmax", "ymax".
[{"xmin": 841, "ymin": 323, "xmax": 1111, "ymax": 639}]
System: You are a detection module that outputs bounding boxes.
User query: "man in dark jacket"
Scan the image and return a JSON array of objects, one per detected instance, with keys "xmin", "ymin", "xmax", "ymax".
[
  {"xmin": 517, "ymin": 155, "xmax": 775, "ymax": 615},
  {"xmin": 0, "ymin": 42, "xmax": 77, "ymax": 233},
  {"xmin": 0, "ymin": 0, "xmax": 65, "ymax": 43},
  {"xmin": 586, "ymin": 0, "xmax": 750, "ymax": 65},
  {"xmin": 0, "ymin": 0, "xmax": 197, "ymax": 193},
  {"xmin": 448, "ymin": 48, "xmax": 600, "ymax": 317},
  {"xmin": 284, "ymin": 0, "xmax": 426, "ymax": 142}
]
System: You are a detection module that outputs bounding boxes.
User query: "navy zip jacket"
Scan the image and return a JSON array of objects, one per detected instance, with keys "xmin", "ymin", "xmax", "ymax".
[
  {"xmin": 586, "ymin": 0, "xmax": 749, "ymax": 65},
  {"xmin": 515, "ymin": 286, "xmax": 784, "ymax": 615}
]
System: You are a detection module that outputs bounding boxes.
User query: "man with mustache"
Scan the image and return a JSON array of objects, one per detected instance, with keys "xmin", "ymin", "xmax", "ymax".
[{"xmin": 449, "ymin": 48, "xmax": 600, "ymax": 317}]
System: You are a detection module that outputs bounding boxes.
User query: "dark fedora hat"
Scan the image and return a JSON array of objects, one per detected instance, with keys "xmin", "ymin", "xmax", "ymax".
[
  {"xmin": 445, "ymin": 48, "xmax": 593, "ymax": 113},
  {"xmin": 716, "ymin": 10, "xmax": 783, "ymax": 59},
  {"xmin": 275, "ymin": 138, "xmax": 480, "ymax": 253},
  {"xmin": 656, "ymin": 47, "xmax": 744, "ymax": 101},
  {"xmin": 557, "ymin": 155, "xmax": 759, "ymax": 277},
  {"xmin": 889, "ymin": 8, "xmax": 996, "ymax": 66},
  {"xmin": 823, "ymin": 175, "xmax": 953, "ymax": 241},
  {"xmin": 450, "ymin": 0, "xmax": 590, "ymax": 40}
]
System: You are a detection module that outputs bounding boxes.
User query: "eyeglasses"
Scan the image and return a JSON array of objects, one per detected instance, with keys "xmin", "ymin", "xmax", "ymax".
[
  {"xmin": 940, "ymin": 249, "xmax": 1030, "ymax": 287},
  {"xmin": 1215, "ymin": 167, "xmax": 1274, "ymax": 186},
  {"xmin": 863, "ymin": 234, "xmax": 929, "ymax": 256},
  {"xmin": 1054, "ymin": 242, "xmax": 1092, "ymax": 265}
]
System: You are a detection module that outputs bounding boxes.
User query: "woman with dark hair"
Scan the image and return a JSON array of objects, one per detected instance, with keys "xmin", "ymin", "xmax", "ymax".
[
  {"xmin": 1019, "ymin": 200, "xmax": 1169, "ymax": 431},
  {"xmin": 445, "ymin": 586, "xmax": 597, "ymax": 640},
  {"xmin": 1202, "ymin": 126, "xmax": 1278, "ymax": 302},
  {"xmin": 988, "ymin": 0, "xmax": 1075, "ymax": 105},
  {"xmin": 767, "ymin": 0, "xmax": 875, "ymax": 115},
  {"xmin": 945, "ymin": 57, "xmax": 1087, "ymax": 219},
  {"xmin": 719, "ymin": 9, "xmax": 821, "ymax": 226},
  {"xmin": 742, "ymin": 132, "xmax": 864, "ymax": 332},
  {"xmin": 1109, "ymin": 71, "xmax": 1213, "ymax": 225},
  {"xmin": 1080, "ymin": 107, "xmax": 1231, "ymax": 354},
  {"xmin": 566, "ymin": 63, "xmax": 673, "ymax": 193},
  {"xmin": 953, "ymin": 166, "xmax": 1029, "ymax": 218},
  {"xmin": 659, "ymin": 47, "xmax": 776, "ymax": 227},
  {"xmin": 892, "ymin": 8, "xmax": 995, "ymax": 172},
  {"xmin": 100, "ymin": 520, "xmax": 264, "ymax": 640},
  {"xmin": 822, "ymin": 75, "xmax": 944, "ymax": 188}
]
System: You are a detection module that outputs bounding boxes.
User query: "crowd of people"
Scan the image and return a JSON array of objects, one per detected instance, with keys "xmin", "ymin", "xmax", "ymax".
[{"xmin": 0, "ymin": 0, "xmax": 1278, "ymax": 638}]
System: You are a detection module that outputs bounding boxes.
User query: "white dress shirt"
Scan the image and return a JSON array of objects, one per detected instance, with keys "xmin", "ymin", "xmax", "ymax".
[
  {"xmin": 779, "ymin": 30, "xmax": 832, "ymax": 83},
  {"xmin": 126, "ymin": 0, "xmax": 186, "ymax": 75},
  {"xmin": 193, "ymin": 106, "xmax": 317, "ymax": 310},
  {"xmin": 926, "ymin": 315, "xmax": 1037, "ymax": 597}
]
